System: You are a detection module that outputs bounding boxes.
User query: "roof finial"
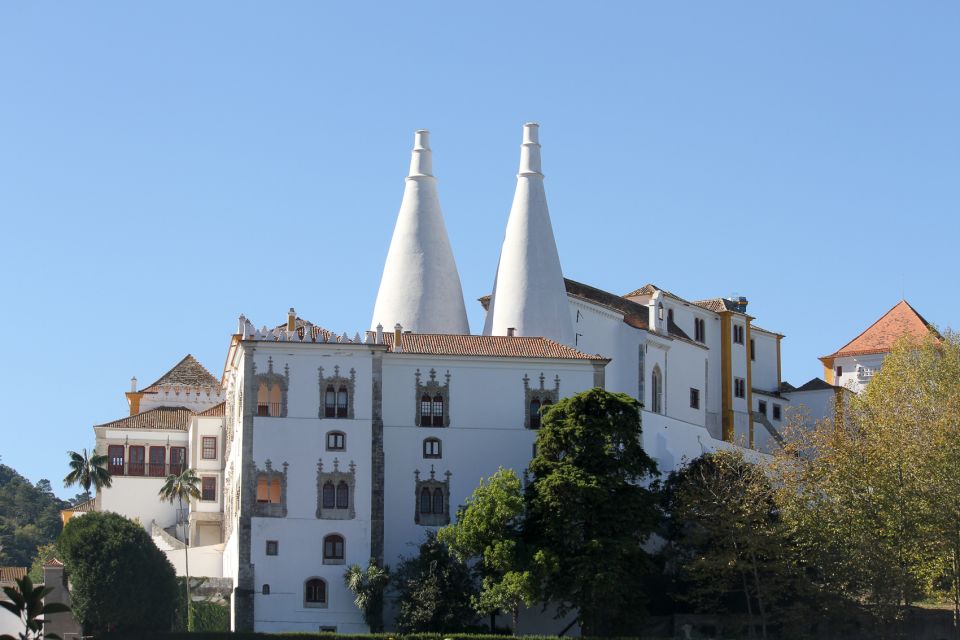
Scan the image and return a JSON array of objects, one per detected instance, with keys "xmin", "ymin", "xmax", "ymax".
[{"xmin": 409, "ymin": 130, "xmax": 433, "ymax": 177}]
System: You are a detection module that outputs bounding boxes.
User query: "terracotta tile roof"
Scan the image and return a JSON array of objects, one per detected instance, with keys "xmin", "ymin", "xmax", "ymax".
[
  {"xmin": 792, "ymin": 377, "xmax": 836, "ymax": 392},
  {"xmin": 693, "ymin": 298, "xmax": 740, "ymax": 313},
  {"xmin": 43, "ymin": 558, "xmax": 64, "ymax": 568},
  {"xmin": 0, "ymin": 567, "xmax": 27, "ymax": 582},
  {"xmin": 272, "ymin": 317, "xmax": 335, "ymax": 342},
  {"xmin": 142, "ymin": 355, "xmax": 220, "ymax": 392},
  {"xmin": 69, "ymin": 498, "xmax": 97, "ymax": 512},
  {"xmin": 822, "ymin": 300, "xmax": 936, "ymax": 359},
  {"xmin": 623, "ymin": 283, "xmax": 684, "ymax": 300},
  {"xmin": 370, "ymin": 332, "xmax": 606, "ymax": 360},
  {"xmin": 94, "ymin": 406, "xmax": 193, "ymax": 431},
  {"xmin": 564, "ymin": 278, "xmax": 651, "ymax": 331},
  {"xmin": 197, "ymin": 402, "xmax": 226, "ymax": 417}
]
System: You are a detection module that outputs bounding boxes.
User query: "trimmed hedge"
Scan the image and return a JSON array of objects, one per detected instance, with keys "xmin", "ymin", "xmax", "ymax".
[{"xmin": 98, "ymin": 634, "xmax": 667, "ymax": 640}]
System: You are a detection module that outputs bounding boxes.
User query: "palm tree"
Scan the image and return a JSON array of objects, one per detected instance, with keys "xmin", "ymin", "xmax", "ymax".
[
  {"xmin": 62, "ymin": 448, "xmax": 112, "ymax": 500},
  {"xmin": 0, "ymin": 573, "xmax": 71, "ymax": 639},
  {"xmin": 158, "ymin": 467, "xmax": 201, "ymax": 631},
  {"xmin": 343, "ymin": 560, "xmax": 390, "ymax": 632}
]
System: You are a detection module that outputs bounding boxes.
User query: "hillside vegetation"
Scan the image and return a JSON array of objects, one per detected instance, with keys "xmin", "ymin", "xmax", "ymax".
[{"xmin": 0, "ymin": 462, "xmax": 69, "ymax": 566}]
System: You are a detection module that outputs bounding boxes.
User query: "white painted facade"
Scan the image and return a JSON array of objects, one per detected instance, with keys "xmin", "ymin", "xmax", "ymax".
[{"xmin": 79, "ymin": 124, "xmax": 827, "ymax": 635}]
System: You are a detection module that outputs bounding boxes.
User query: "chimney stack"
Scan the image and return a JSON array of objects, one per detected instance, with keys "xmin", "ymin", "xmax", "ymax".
[
  {"xmin": 394, "ymin": 323, "xmax": 403, "ymax": 352},
  {"xmin": 287, "ymin": 308, "xmax": 296, "ymax": 331},
  {"xmin": 130, "ymin": 376, "xmax": 137, "ymax": 392},
  {"xmin": 507, "ymin": 327, "xmax": 516, "ymax": 337}
]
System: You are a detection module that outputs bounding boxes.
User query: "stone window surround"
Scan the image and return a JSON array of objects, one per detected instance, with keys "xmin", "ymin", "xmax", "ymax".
[
  {"xmin": 414, "ymin": 466, "xmax": 451, "ymax": 527},
  {"xmin": 315, "ymin": 458, "xmax": 356, "ymax": 520},
  {"xmin": 318, "ymin": 365, "xmax": 356, "ymax": 419},
  {"xmin": 252, "ymin": 460, "xmax": 288, "ymax": 518},
  {"xmin": 415, "ymin": 368, "xmax": 451, "ymax": 427},
  {"xmin": 524, "ymin": 372, "xmax": 560, "ymax": 429},
  {"xmin": 253, "ymin": 357, "xmax": 289, "ymax": 418}
]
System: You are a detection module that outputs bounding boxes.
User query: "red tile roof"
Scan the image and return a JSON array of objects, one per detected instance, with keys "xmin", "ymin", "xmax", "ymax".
[
  {"xmin": 272, "ymin": 317, "xmax": 335, "ymax": 342},
  {"xmin": 823, "ymin": 300, "xmax": 935, "ymax": 359},
  {"xmin": 371, "ymin": 332, "xmax": 606, "ymax": 361},
  {"xmin": 142, "ymin": 355, "xmax": 220, "ymax": 392},
  {"xmin": 0, "ymin": 567, "xmax": 27, "ymax": 582},
  {"xmin": 43, "ymin": 558, "xmax": 64, "ymax": 568},
  {"xmin": 94, "ymin": 406, "xmax": 193, "ymax": 431},
  {"xmin": 197, "ymin": 402, "xmax": 226, "ymax": 417}
]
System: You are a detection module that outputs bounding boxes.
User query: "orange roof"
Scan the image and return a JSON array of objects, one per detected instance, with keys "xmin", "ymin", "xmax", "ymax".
[
  {"xmin": 142, "ymin": 355, "xmax": 220, "ymax": 392},
  {"xmin": 197, "ymin": 402, "xmax": 226, "ymax": 417},
  {"xmin": 370, "ymin": 332, "xmax": 606, "ymax": 361},
  {"xmin": 94, "ymin": 406, "xmax": 193, "ymax": 431},
  {"xmin": 823, "ymin": 300, "xmax": 935, "ymax": 360},
  {"xmin": 0, "ymin": 567, "xmax": 27, "ymax": 582}
]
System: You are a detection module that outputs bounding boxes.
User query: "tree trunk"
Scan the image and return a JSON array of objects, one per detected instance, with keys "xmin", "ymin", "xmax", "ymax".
[
  {"xmin": 512, "ymin": 606, "xmax": 519, "ymax": 635},
  {"xmin": 181, "ymin": 495, "xmax": 192, "ymax": 631},
  {"xmin": 749, "ymin": 550, "xmax": 769, "ymax": 640}
]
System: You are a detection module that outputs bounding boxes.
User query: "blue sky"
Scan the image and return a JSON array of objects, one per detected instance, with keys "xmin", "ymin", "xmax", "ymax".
[{"xmin": 1, "ymin": 2, "xmax": 957, "ymax": 496}]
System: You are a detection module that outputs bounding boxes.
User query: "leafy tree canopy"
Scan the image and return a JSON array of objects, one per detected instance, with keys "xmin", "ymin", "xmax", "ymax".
[
  {"xmin": 774, "ymin": 331, "xmax": 960, "ymax": 627},
  {"xmin": 438, "ymin": 467, "xmax": 536, "ymax": 632},
  {"xmin": 0, "ymin": 464, "xmax": 67, "ymax": 567},
  {"xmin": 526, "ymin": 388, "xmax": 659, "ymax": 636},
  {"xmin": 393, "ymin": 533, "xmax": 477, "ymax": 633},
  {"xmin": 57, "ymin": 511, "xmax": 178, "ymax": 634}
]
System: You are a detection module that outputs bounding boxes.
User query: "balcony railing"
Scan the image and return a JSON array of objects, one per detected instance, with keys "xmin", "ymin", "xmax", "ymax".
[
  {"xmin": 257, "ymin": 402, "xmax": 282, "ymax": 417},
  {"xmin": 107, "ymin": 462, "xmax": 187, "ymax": 478}
]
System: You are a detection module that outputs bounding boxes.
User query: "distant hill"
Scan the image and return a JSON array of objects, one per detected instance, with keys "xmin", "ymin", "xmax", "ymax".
[{"xmin": 0, "ymin": 463, "xmax": 70, "ymax": 566}]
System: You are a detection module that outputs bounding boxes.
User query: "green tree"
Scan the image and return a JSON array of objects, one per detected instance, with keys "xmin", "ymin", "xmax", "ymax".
[
  {"xmin": 0, "ymin": 465, "xmax": 68, "ymax": 567},
  {"xmin": 663, "ymin": 450, "xmax": 816, "ymax": 640},
  {"xmin": 438, "ymin": 467, "xmax": 536, "ymax": 633},
  {"xmin": 393, "ymin": 533, "xmax": 477, "ymax": 632},
  {"xmin": 343, "ymin": 560, "xmax": 390, "ymax": 631},
  {"xmin": 525, "ymin": 388, "xmax": 659, "ymax": 636},
  {"xmin": 27, "ymin": 544, "xmax": 58, "ymax": 583},
  {"xmin": 773, "ymin": 331, "xmax": 960, "ymax": 632},
  {"xmin": 0, "ymin": 574, "xmax": 70, "ymax": 640},
  {"xmin": 158, "ymin": 467, "xmax": 201, "ymax": 631},
  {"xmin": 62, "ymin": 449, "xmax": 111, "ymax": 497},
  {"xmin": 57, "ymin": 511, "xmax": 177, "ymax": 634}
]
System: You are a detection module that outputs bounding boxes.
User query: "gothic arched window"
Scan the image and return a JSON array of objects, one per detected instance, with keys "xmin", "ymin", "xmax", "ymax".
[
  {"xmin": 432, "ymin": 488, "xmax": 444, "ymax": 515},
  {"xmin": 420, "ymin": 487, "xmax": 432, "ymax": 514},
  {"xmin": 325, "ymin": 385, "xmax": 336, "ymax": 418},
  {"xmin": 336, "ymin": 481, "xmax": 349, "ymax": 509},
  {"xmin": 337, "ymin": 386, "xmax": 348, "ymax": 418},
  {"xmin": 432, "ymin": 394, "xmax": 444, "ymax": 426},
  {"xmin": 322, "ymin": 482, "xmax": 335, "ymax": 509},
  {"xmin": 529, "ymin": 398, "xmax": 542, "ymax": 430},
  {"xmin": 651, "ymin": 365, "xmax": 663, "ymax": 414},
  {"xmin": 420, "ymin": 394, "xmax": 432, "ymax": 425}
]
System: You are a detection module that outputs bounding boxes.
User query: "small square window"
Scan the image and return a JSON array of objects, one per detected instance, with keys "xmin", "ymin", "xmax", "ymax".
[
  {"xmin": 423, "ymin": 438, "xmax": 441, "ymax": 459},
  {"xmin": 758, "ymin": 400, "xmax": 767, "ymax": 416},
  {"xmin": 772, "ymin": 404, "xmax": 782, "ymax": 421},
  {"xmin": 202, "ymin": 436, "xmax": 217, "ymax": 460},
  {"xmin": 326, "ymin": 431, "xmax": 345, "ymax": 451},
  {"xmin": 201, "ymin": 477, "xmax": 216, "ymax": 502},
  {"xmin": 266, "ymin": 540, "xmax": 278, "ymax": 556},
  {"xmin": 689, "ymin": 388, "xmax": 700, "ymax": 410}
]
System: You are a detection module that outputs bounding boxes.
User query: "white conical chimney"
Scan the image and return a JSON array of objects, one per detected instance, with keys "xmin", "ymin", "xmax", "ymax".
[
  {"xmin": 483, "ymin": 123, "xmax": 574, "ymax": 345},
  {"xmin": 371, "ymin": 130, "xmax": 470, "ymax": 335}
]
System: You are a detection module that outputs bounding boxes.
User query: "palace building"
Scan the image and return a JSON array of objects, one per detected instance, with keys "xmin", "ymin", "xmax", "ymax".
[{"xmin": 73, "ymin": 123, "xmax": 932, "ymax": 633}]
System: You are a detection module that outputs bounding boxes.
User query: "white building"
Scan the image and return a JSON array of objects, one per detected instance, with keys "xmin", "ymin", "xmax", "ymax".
[{"xmin": 82, "ymin": 123, "xmax": 811, "ymax": 633}]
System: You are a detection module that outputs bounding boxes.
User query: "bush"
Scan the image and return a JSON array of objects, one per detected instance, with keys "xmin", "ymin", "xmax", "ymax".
[{"xmin": 58, "ymin": 511, "xmax": 178, "ymax": 634}]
